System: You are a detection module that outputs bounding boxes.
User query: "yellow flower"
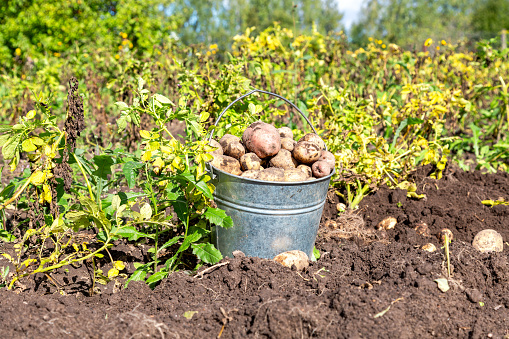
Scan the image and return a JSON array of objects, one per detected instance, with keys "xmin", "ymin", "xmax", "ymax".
[
  {"xmin": 368, "ymin": 37, "xmax": 373, "ymax": 42},
  {"xmin": 115, "ymin": 54, "xmax": 120, "ymax": 59},
  {"xmin": 424, "ymin": 38, "xmax": 433, "ymax": 47},
  {"xmin": 122, "ymin": 39, "xmax": 129, "ymax": 45},
  {"xmin": 118, "ymin": 45, "xmax": 122, "ymax": 50},
  {"xmin": 57, "ymin": 41, "xmax": 62, "ymax": 46},
  {"xmin": 53, "ymin": 52, "xmax": 61, "ymax": 57},
  {"xmin": 121, "ymin": 32, "xmax": 127, "ymax": 39},
  {"xmin": 209, "ymin": 44, "xmax": 218, "ymax": 50},
  {"xmin": 377, "ymin": 40, "xmax": 383, "ymax": 44},
  {"xmin": 15, "ymin": 48, "xmax": 21, "ymax": 56},
  {"xmin": 436, "ymin": 46, "xmax": 440, "ymax": 51},
  {"xmin": 382, "ymin": 44, "xmax": 386, "ymax": 48},
  {"xmin": 129, "ymin": 42, "xmax": 133, "ymax": 49},
  {"xmin": 206, "ymin": 51, "xmax": 211, "ymax": 56},
  {"xmin": 441, "ymin": 40, "xmax": 446, "ymax": 46}
]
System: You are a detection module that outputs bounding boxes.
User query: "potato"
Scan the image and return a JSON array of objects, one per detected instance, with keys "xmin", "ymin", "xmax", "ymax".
[
  {"xmin": 472, "ymin": 229, "xmax": 504, "ymax": 253},
  {"xmin": 210, "ymin": 155, "xmax": 242, "ymax": 176},
  {"xmin": 219, "ymin": 134, "xmax": 240, "ymax": 150},
  {"xmin": 281, "ymin": 137, "xmax": 296, "ymax": 152},
  {"xmin": 240, "ymin": 153, "xmax": 262, "ymax": 171},
  {"xmin": 278, "ymin": 126, "xmax": 293, "ymax": 139},
  {"xmin": 421, "ymin": 243, "xmax": 437, "ymax": 252},
  {"xmin": 256, "ymin": 167, "xmax": 284, "ymax": 181},
  {"xmin": 269, "ymin": 149, "xmax": 297, "ymax": 169},
  {"xmin": 299, "ymin": 133, "xmax": 325, "ymax": 150},
  {"xmin": 283, "ymin": 168, "xmax": 308, "ymax": 182},
  {"xmin": 243, "ymin": 121, "xmax": 280, "ymax": 159},
  {"xmin": 224, "ymin": 141, "xmax": 245, "ymax": 160},
  {"xmin": 438, "ymin": 228, "xmax": 453, "ymax": 244},
  {"xmin": 319, "ymin": 150, "xmax": 335, "ymax": 169},
  {"xmin": 240, "ymin": 169, "xmax": 261, "ymax": 179},
  {"xmin": 292, "ymin": 141, "xmax": 321, "ymax": 164},
  {"xmin": 273, "ymin": 250, "xmax": 309, "ymax": 271},
  {"xmin": 376, "ymin": 216, "xmax": 397, "ymax": 230},
  {"xmin": 297, "ymin": 164, "xmax": 312, "ymax": 178},
  {"xmin": 311, "ymin": 160, "xmax": 331, "ymax": 178},
  {"xmin": 208, "ymin": 139, "xmax": 223, "ymax": 157}
]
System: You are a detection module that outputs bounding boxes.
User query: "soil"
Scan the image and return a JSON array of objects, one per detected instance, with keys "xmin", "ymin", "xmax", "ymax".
[{"xmin": 0, "ymin": 165, "xmax": 508, "ymax": 338}]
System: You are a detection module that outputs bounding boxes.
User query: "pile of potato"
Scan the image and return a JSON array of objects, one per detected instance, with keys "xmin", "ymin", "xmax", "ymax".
[{"xmin": 209, "ymin": 121, "xmax": 335, "ymax": 181}]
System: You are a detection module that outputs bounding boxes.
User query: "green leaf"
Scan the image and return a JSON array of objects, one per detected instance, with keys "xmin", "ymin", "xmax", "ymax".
[
  {"xmin": 92, "ymin": 155, "xmax": 115, "ymax": 180},
  {"xmin": 140, "ymin": 203, "xmax": 152, "ymax": 220},
  {"xmin": 123, "ymin": 161, "xmax": 144, "ymax": 189},
  {"xmin": 312, "ymin": 247, "xmax": 320, "ymax": 261},
  {"xmin": 22, "ymin": 138, "xmax": 37, "ymax": 152},
  {"xmin": 158, "ymin": 235, "xmax": 181, "ymax": 253},
  {"xmin": 146, "ymin": 271, "xmax": 168, "ymax": 284},
  {"xmin": 125, "ymin": 268, "xmax": 149, "ymax": 287},
  {"xmin": 2, "ymin": 135, "xmax": 19, "ymax": 160},
  {"xmin": 117, "ymin": 115, "xmax": 128, "ymax": 132},
  {"xmin": 78, "ymin": 196, "xmax": 99, "ymax": 216},
  {"xmin": 115, "ymin": 102, "xmax": 128, "ymax": 109},
  {"xmin": 391, "ymin": 118, "xmax": 424, "ymax": 152},
  {"xmin": 191, "ymin": 243, "xmax": 223, "ymax": 264},
  {"xmin": 183, "ymin": 311, "xmax": 198, "ymax": 320},
  {"xmin": 154, "ymin": 94, "xmax": 175, "ymax": 106},
  {"xmin": 204, "ymin": 207, "xmax": 233, "ymax": 229},
  {"xmin": 0, "ymin": 134, "xmax": 11, "ymax": 147},
  {"xmin": 171, "ymin": 197, "xmax": 189, "ymax": 227},
  {"xmin": 115, "ymin": 226, "xmax": 154, "ymax": 241},
  {"xmin": 176, "ymin": 231, "xmax": 202, "ymax": 254},
  {"xmin": 0, "ymin": 230, "xmax": 15, "ymax": 242}
]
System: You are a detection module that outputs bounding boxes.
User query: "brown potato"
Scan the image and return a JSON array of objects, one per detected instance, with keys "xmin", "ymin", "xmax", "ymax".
[
  {"xmin": 283, "ymin": 168, "xmax": 308, "ymax": 182},
  {"xmin": 210, "ymin": 155, "xmax": 242, "ymax": 176},
  {"xmin": 278, "ymin": 126, "xmax": 293, "ymax": 139},
  {"xmin": 472, "ymin": 229, "xmax": 503, "ymax": 253},
  {"xmin": 281, "ymin": 137, "xmax": 296, "ymax": 152},
  {"xmin": 292, "ymin": 141, "xmax": 321, "ymax": 164},
  {"xmin": 269, "ymin": 149, "xmax": 297, "ymax": 169},
  {"xmin": 297, "ymin": 164, "xmax": 312, "ymax": 178},
  {"xmin": 208, "ymin": 139, "xmax": 223, "ymax": 157},
  {"xmin": 240, "ymin": 153, "xmax": 262, "ymax": 171},
  {"xmin": 219, "ymin": 134, "xmax": 240, "ymax": 150},
  {"xmin": 311, "ymin": 160, "xmax": 331, "ymax": 178},
  {"xmin": 319, "ymin": 150, "xmax": 335, "ymax": 169},
  {"xmin": 256, "ymin": 167, "xmax": 284, "ymax": 181},
  {"xmin": 299, "ymin": 133, "xmax": 325, "ymax": 150},
  {"xmin": 243, "ymin": 121, "xmax": 280, "ymax": 159},
  {"xmin": 224, "ymin": 141, "xmax": 245, "ymax": 160},
  {"xmin": 273, "ymin": 250, "xmax": 309, "ymax": 271},
  {"xmin": 240, "ymin": 169, "xmax": 261, "ymax": 179}
]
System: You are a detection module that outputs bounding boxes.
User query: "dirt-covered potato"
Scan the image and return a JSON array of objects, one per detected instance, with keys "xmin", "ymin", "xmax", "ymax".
[
  {"xmin": 219, "ymin": 134, "xmax": 240, "ymax": 150},
  {"xmin": 208, "ymin": 139, "xmax": 223, "ymax": 157},
  {"xmin": 243, "ymin": 121, "xmax": 280, "ymax": 159},
  {"xmin": 278, "ymin": 126, "xmax": 293, "ymax": 139},
  {"xmin": 299, "ymin": 133, "xmax": 325, "ymax": 150},
  {"xmin": 283, "ymin": 168, "xmax": 308, "ymax": 182},
  {"xmin": 240, "ymin": 169, "xmax": 262, "ymax": 179},
  {"xmin": 311, "ymin": 160, "xmax": 331, "ymax": 178},
  {"xmin": 210, "ymin": 155, "xmax": 242, "ymax": 176},
  {"xmin": 273, "ymin": 250, "xmax": 309, "ymax": 271},
  {"xmin": 297, "ymin": 164, "xmax": 312, "ymax": 178},
  {"xmin": 269, "ymin": 149, "xmax": 297, "ymax": 169},
  {"xmin": 292, "ymin": 141, "xmax": 321, "ymax": 164},
  {"xmin": 256, "ymin": 167, "xmax": 284, "ymax": 181},
  {"xmin": 472, "ymin": 229, "xmax": 504, "ymax": 253},
  {"xmin": 240, "ymin": 153, "xmax": 262, "ymax": 171},
  {"xmin": 281, "ymin": 137, "xmax": 296, "ymax": 152},
  {"xmin": 224, "ymin": 141, "xmax": 245, "ymax": 160},
  {"xmin": 319, "ymin": 150, "xmax": 335, "ymax": 169}
]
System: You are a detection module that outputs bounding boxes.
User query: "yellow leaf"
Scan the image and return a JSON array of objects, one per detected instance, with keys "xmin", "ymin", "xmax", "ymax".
[
  {"xmin": 141, "ymin": 151, "xmax": 152, "ymax": 162},
  {"xmin": 153, "ymin": 157, "xmax": 165, "ymax": 169},
  {"xmin": 25, "ymin": 228, "xmax": 37, "ymax": 237},
  {"xmin": 114, "ymin": 261, "xmax": 125, "ymax": 271},
  {"xmin": 149, "ymin": 141, "xmax": 160, "ymax": 151},
  {"xmin": 26, "ymin": 110, "xmax": 36, "ymax": 120},
  {"xmin": 2, "ymin": 253, "xmax": 12, "ymax": 261},
  {"xmin": 140, "ymin": 130, "xmax": 152, "ymax": 139},
  {"xmin": 82, "ymin": 242, "xmax": 88, "ymax": 251},
  {"xmin": 108, "ymin": 268, "xmax": 119, "ymax": 279},
  {"xmin": 160, "ymin": 145, "xmax": 173, "ymax": 154},
  {"xmin": 72, "ymin": 243, "xmax": 80, "ymax": 252}
]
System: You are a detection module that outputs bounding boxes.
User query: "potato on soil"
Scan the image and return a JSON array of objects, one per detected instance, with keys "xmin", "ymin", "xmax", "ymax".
[
  {"xmin": 438, "ymin": 228, "xmax": 453, "ymax": 244},
  {"xmin": 269, "ymin": 149, "xmax": 297, "ymax": 169},
  {"xmin": 208, "ymin": 139, "xmax": 223, "ymax": 156},
  {"xmin": 312, "ymin": 160, "xmax": 331, "ymax": 178},
  {"xmin": 281, "ymin": 137, "xmax": 296, "ymax": 152},
  {"xmin": 299, "ymin": 133, "xmax": 325, "ymax": 150},
  {"xmin": 243, "ymin": 121, "xmax": 280, "ymax": 159},
  {"xmin": 472, "ymin": 229, "xmax": 503, "ymax": 253},
  {"xmin": 319, "ymin": 150, "xmax": 335, "ymax": 169},
  {"xmin": 224, "ymin": 141, "xmax": 245, "ymax": 160},
  {"xmin": 376, "ymin": 216, "xmax": 397, "ymax": 230},
  {"xmin": 256, "ymin": 167, "xmax": 284, "ymax": 181},
  {"xmin": 273, "ymin": 250, "xmax": 309, "ymax": 271},
  {"xmin": 278, "ymin": 126, "xmax": 293, "ymax": 139},
  {"xmin": 210, "ymin": 155, "xmax": 242, "ymax": 176},
  {"xmin": 219, "ymin": 133, "xmax": 240, "ymax": 150},
  {"xmin": 240, "ymin": 169, "xmax": 261, "ymax": 179},
  {"xmin": 292, "ymin": 141, "xmax": 321, "ymax": 164},
  {"xmin": 283, "ymin": 168, "xmax": 308, "ymax": 182},
  {"xmin": 297, "ymin": 164, "xmax": 312, "ymax": 178},
  {"xmin": 240, "ymin": 153, "xmax": 262, "ymax": 171}
]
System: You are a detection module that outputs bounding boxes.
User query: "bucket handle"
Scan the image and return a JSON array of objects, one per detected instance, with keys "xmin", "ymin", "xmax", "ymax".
[{"xmin": 207, "ymin": 89, "xmax": 322, "ymax": 145}]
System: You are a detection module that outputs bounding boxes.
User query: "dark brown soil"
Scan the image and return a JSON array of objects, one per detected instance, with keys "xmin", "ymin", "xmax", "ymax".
[{"xmin": 0, "ymin": 165, "xmax": 508, "ymax": 338}]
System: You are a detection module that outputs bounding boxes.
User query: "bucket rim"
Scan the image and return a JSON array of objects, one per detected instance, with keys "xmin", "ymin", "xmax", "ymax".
[{"xmin": 209, "ymin": 165, "xmax": 335, "ymax": 185}]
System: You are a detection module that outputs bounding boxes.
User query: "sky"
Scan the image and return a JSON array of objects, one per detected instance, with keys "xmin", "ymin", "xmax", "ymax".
[{"xmin": 335, "ymin": 0, "xmax": 364, "ymax": 30}]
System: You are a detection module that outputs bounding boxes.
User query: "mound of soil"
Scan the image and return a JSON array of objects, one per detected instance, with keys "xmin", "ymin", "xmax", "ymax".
[{"xmin": 0, "ymin": 166, "xmax": 508, "ymax": 338}]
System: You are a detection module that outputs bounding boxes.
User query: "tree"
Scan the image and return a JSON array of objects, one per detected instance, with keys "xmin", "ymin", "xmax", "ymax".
[{"xmin": 471, "ymin": 0, "xmax": 509, "ymax": 38}]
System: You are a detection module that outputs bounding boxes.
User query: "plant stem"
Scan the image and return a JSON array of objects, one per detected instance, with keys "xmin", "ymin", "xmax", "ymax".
[{"xmin": 73, "ymin": 153, "xmax": 94, "ymax": 200}]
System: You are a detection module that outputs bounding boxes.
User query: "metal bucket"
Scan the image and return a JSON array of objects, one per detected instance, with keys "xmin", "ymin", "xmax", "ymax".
[{"xmin": 208, "ymin": 89, "xmax": 333, "ymax": 259}]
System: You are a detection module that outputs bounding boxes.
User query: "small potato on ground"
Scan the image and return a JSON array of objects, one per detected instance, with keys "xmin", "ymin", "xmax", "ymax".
[
  {"xmin": 269, "ymin": 149, "xmax": 297, "ymax": 169},
  {"xmin": 240, "ymin": 153, "xmax": 262, "ymax": 171},
  {"xmin": 299, "ymin": 133, "xmax": 325, "ymax": 150},
  {"xmin": 256, "ymin": 167, "xmax": 284, "ymax": 181},
  {"xmin": 472, "ymin": 229, "xmax": 504, "ymax": 253},
  {"xmin": 273, "ymin": 250, "xmax": 309, "ymax": 271},
  {"xmin": 312, "ymin": 160, "xmax": 331, "ymax": 178},
  {"xmin": 278, "ymin": 126, "xmax": 293, "ymax": 139},
  {"xmin": 293, "ymin": 141, "xmax": 321, "ymax": 164},
  {"xmin": 224, "ymin": 141, "xmax": 245, "ymax": 160},
  {"xmin": 281, "ymin": 137, "xmax": 296, "ymax": 152},
  {"xmin": 210, "ymin": 155, "xmax": 242, "ymax": 176},
  {"xmin": 283, "ymin": 168, "xmax": 308, "ymax": 182}
]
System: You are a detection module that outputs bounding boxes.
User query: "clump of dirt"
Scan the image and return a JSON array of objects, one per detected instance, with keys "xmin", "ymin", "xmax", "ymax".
[{"xmin": 0, "ymin": 166, "xmax": 507, "ymax": 338}]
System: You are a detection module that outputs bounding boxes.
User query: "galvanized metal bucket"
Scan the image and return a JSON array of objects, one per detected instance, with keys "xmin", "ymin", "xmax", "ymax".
[{"xmin": 208, "ymin": 89, "xmax": 334, "ymax": 259}]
